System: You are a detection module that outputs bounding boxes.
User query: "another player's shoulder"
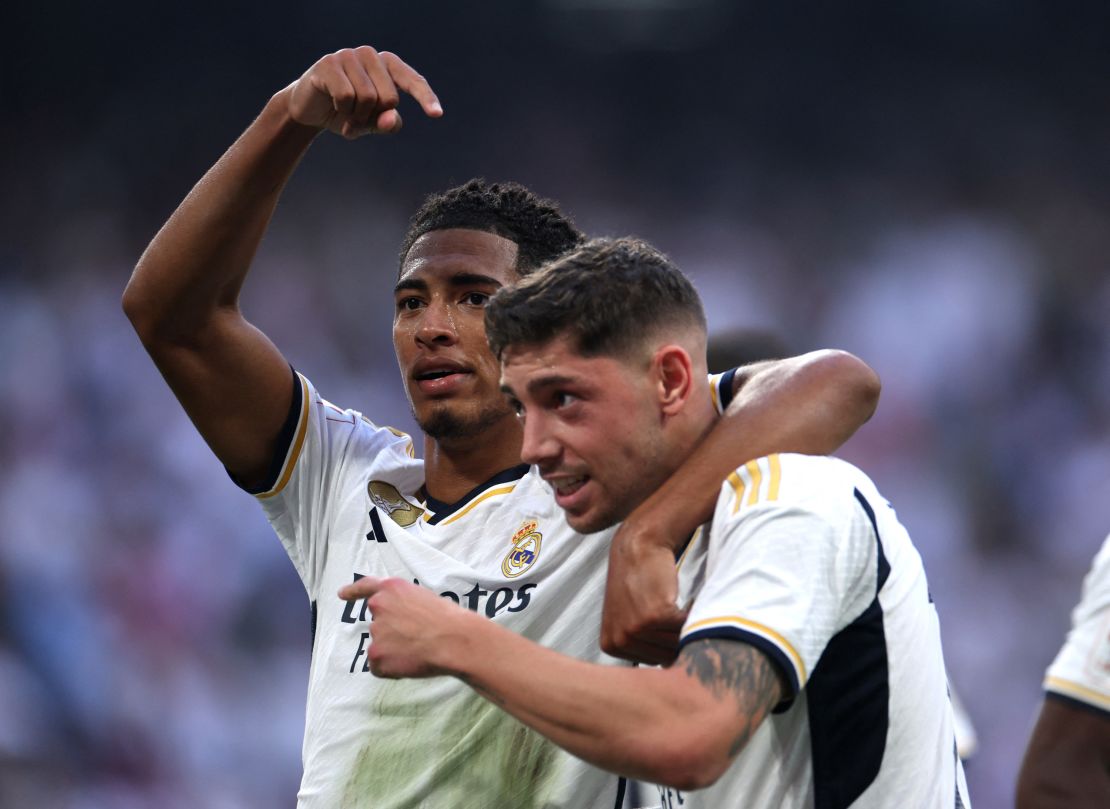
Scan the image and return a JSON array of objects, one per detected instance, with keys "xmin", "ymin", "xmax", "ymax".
[
  {"xmin": 1074, "ymin": 532, "xmax": 1110, "ymax": 612},
  {"xmin": 1088, "ymin": 533, "xmax": 1110, "ymax": 582}
]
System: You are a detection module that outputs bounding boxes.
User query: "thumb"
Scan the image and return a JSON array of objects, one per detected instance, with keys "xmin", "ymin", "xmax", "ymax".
[{"xmin": 375, "ymin": 108, "xmax": 403, "ymax": 134}]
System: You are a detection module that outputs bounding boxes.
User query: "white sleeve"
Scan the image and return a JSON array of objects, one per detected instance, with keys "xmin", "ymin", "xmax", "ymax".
[
  {"xmin": 680, "ymin": 455, "xmax": 878, "ymax": 704},
  {"xmin": 250, "ymin": 371, "xmax": 416, "ymax": 599},
  {"xmin": 1044, "ymin": 534, "xmax": 1110, "ymax": 714}
]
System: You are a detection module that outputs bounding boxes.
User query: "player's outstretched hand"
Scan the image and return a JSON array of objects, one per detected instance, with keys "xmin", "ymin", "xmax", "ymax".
[
  {"xmin": 287, "ymin": 46, "xmax": 443, "ymax": 139},
  {"xmin": 339, "ymin": 577, "xmax": 472, "ymax": 678},
  {"xmin": 601, "ymin": 517, "xmax": 689, "ymax": 666}
]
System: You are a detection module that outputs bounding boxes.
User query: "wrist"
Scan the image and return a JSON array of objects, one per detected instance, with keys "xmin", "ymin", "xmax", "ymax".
[
  {"xmin": 262, "ymin": 85, "xmax": 324, "ymax": 141},
  {"xmin": 436, "ymin": 606, "xmax": 490, "ymax": 678},
  {"xmin": 618, "ymin": 490, "xmax": 700, "ymax": 555}
]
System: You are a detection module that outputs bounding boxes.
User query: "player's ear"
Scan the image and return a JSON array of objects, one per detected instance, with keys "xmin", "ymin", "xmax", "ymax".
[{"xmin": 653, "ymin": 345, "xmax": 694, "ymax": 416}]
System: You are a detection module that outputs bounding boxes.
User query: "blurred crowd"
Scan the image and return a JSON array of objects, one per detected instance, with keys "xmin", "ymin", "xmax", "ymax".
[{"xmin": 3, "ymin": 3, "xmax": 1109, "ymax": 807}]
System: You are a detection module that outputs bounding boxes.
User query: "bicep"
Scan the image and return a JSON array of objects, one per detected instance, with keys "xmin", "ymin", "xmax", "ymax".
[
  {"xmin": 1017, "ymin": 695, "xmax": 1110, "ymax": 809},
  {"xmin": 674, "ymin": 637, "xmax": 786, "ymax": 759},
  {"xmin": 141, "ymin": 309, "xmax": 295, "ymax": 487}
]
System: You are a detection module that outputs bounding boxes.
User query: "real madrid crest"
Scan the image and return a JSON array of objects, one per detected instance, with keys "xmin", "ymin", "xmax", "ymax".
[
  {"xmin": 367, "ymin": 480, "xmax": 424, "ymax": 527},
  {"xmin": 502, "ymin": 519, "xmax": 542, "ymax": 578}
]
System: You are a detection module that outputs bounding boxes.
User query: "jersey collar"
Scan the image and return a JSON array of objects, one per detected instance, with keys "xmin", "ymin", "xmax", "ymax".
[{"xmin": 421, "ymin": 463, "xmax": 531, "ymax": 526}]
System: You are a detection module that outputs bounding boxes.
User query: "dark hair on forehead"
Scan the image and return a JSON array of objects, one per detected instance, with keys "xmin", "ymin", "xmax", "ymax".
[
  {"xmin": 399, "ymin": 179, "xmax": 584, "ymax": 275},
  {"xmin": 485, "ymin": 236, "xmax": 707, "ymax": 361}
]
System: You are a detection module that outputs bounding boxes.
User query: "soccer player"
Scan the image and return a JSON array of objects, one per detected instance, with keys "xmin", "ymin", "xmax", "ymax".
[
  {"xmin": 1016, "ymin": 534, "xmax": 1110, "ymax": 808},
  {"xmin": 345, "ymin": 238, "xmax": 970, "ymax": 807},
  {"xmin": 123, "ymin": 46, "xmax": 880, "ymax": 807}
]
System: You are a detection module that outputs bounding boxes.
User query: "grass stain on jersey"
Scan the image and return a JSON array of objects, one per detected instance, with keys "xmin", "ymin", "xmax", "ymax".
[{"xmin": 340, "ymin": 680, "xmax": 559, "ymax": 809}]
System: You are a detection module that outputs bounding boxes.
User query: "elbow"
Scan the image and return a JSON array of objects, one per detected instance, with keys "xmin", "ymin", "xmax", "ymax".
[
  {"xmin": 121, "ymin": 282, "xmax": 144, "ymax": 333},
  {"xmin": 817, "ymin": 349, "xmax": 881, "ymax": 422},
  {"xmin": 121, "ymin": 266, "xmax": 156, "ymax": 340},
  {"xmin": 640, "ymin": 728, "xmax": 734, "ymax": 792},
  {"xmin": 121, "ymin": 264, "xmax": 217, "ymax": 349}
]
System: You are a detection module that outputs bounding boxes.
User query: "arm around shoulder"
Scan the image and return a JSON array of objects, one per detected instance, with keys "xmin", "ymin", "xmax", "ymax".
[
  {"xmin": 727, "ymin": 349, "xmax": 881, "ymax": 455},
  {"xmin": 599, "ymin": 348, "xmax": 879, "ymax": 663}
]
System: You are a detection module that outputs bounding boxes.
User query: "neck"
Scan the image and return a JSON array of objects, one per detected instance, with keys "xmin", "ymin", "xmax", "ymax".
[
  {"xmin": 645, "ymin": 389, "xmax": 718, "ymax": 498},
  {"xmin": 422, "ymin": 416, "xmax": 525, "ymax": 503}
]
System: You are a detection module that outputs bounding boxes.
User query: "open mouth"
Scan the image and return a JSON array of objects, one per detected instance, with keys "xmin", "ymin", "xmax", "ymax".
[
  {"xmin": 552, "ymin": 476, "xmax": 588, "ymax": 497},
  {"xmin": 413, "ymin": 366, "xmax": 472, "ymax": 395}
]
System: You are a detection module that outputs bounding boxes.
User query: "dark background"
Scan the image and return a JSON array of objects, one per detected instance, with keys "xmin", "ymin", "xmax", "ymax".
[{"xmin": 3, "ymin": 2, "xmax": 1109, "ymax": 806}]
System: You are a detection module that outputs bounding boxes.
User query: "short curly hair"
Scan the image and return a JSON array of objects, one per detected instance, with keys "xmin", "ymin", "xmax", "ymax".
[{"xmin": 399, "ymin": 179, "xmax": 584, "ymax": 275}]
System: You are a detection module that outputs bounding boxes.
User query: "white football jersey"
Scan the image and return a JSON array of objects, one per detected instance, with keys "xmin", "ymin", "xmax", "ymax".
[
  {"xmin": 253, "ymin": 371, "xmax": 742, "ymax": 809},
  {"xmin": 653, "ymin": 453, "xmax": 970, "ymax": 809},
  {"xmin": 1044, "ymin": 533, "xmax": 1110, "ymax": 714}
]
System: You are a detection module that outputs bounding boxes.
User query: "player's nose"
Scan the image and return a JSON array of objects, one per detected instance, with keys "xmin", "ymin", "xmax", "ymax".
[
  {"xmin": 520, "ymin": 412, "xmax": 559, "ymax": 467},
  {"xmin": 414, "ymin": 300, "xmax": 458, "ymax": 347}
]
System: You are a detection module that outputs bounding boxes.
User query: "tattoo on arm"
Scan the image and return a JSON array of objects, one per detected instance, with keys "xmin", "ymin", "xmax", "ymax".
[{"xmin": 678, "ymin": 639, "xmax": 785, "ymax": 757}]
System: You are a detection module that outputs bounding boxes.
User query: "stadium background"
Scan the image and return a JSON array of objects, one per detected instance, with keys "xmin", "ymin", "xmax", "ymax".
[{"xmin": 2, "ymin": 2, "xmax": 1109, "ymax": 806}]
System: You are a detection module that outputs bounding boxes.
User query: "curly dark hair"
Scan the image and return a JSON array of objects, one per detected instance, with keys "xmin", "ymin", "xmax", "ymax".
[
  {"xmin": 485, "ymin": 236, "xmax": 706, "ymax": 361},
  {"xmin": 399, "ymin": 179, "xmax": 584, "ymax": 275}
]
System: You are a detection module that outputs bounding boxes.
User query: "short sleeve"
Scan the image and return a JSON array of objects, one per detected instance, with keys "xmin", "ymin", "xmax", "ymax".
[
  {"xmin": 251, "ymin": 372, "xmax": 416, "ymax": 598},
  {"xmin": 1044, "ymin": 534, "xmax": 1110, "ymax": 715},
  {"xmin": 708, "ymin": 368, "xmax": 739, "ymax": 415},
  {"xmin": 680, "ymin": 455, "xmax": 878, "ymax": 705}
]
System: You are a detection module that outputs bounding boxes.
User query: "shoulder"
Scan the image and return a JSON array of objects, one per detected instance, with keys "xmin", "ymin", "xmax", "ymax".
[
  {"xmin": 722, "ymin": 453, "xmax": 868, "ymax": 519},
  {"xmin": 299, "ymin": 374, "xmax": 416, "ymax": 456}
]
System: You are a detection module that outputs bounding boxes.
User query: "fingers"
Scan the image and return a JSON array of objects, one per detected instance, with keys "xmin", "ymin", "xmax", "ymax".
[
  {"xmin": 355, "ymin": 46, "xmax": 400, "ymax": 114},
  {"xmin": 293, "ymin": 47, "xmax": 442, "ymax": 137},
  {"xmin": 610, "ymin": 639, "xmax": 681, "ymax": 667},
  {"xmin": 602, "ymin": 605, "xmax": 688, "ymax": 663},
  {"xmin": 380, "ymin": 51, "xmax": 443, "ymax": 117},
  {"xmin": 331, "ymin": 46, "xmax": 441, "ymax": 124},
  {"xmin": 338, "ymin": 576, "xmax": 386, "ymax": 601},
  {"xmin": 339, "ymin": 47, "xmax": 383, "ymax": 125}
]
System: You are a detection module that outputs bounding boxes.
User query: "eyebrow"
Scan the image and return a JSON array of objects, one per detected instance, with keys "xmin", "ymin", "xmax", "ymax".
[
  {"xmin": 393, "ymin": 272, "xmax": 506, "ymax": 296},
  {"xmin": 500, "ymin": 373, "xmax": 580, "ymax": 398}
]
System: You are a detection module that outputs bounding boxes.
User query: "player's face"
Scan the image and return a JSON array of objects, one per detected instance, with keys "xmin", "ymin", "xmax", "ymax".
[
  {"xmin": 500, "ymin": 337, "xmax": 665, "ymax": 534},
  {"xmin": 394, "ymin": 229, "xmax": 521, "ymax": 444}
]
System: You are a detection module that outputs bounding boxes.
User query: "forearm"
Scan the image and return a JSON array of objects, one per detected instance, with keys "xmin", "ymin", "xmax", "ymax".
[
  {"xmin": 445, "ymin": 615, "xmax": 717, "ymax": 786},
  {"xmin": 635, "ymin": 349, "xmax": 880, "ymax": 548},
  {"xmin": 727, "ymin": 348, "xmax": 879, "ymax": 455},
  {"xmin": 123, "ymin": 87, "xmax": 318, "ymax": 342}
]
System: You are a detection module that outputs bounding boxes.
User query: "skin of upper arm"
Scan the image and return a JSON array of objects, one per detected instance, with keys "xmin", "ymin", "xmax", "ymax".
[
  {"xmin": 132, "ymin": 306, "xmax": 295, "ymax": 488},
  {"xmin": 653, "ymin": 637, "xmax": 786, "ymax": 791},
  {"xmin": 1017, "ymin": 696, "xmax": 1110, "ymax": 809}
]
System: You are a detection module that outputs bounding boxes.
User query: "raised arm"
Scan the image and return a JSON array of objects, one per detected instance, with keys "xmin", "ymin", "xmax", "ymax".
[
  {"xmin": 602, "ymin": 349, "xmax": 880, "ymax": 662},
  {"xmin": 121, "ymin": 47, "xmax": 442, "ymax": 486},
  {"xmin": 340, "ymin": 576, "xmax": 783, "ymax": 791}
]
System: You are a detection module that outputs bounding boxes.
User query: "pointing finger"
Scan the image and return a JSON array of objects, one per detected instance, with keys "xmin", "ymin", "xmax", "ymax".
[
  {"xmin": 338, "ymin": 577, "xmax": 385, "ymax": 601},
  {"xmin": 381, "ymin": 51, "xmax": 443, "ymax": 117}
]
